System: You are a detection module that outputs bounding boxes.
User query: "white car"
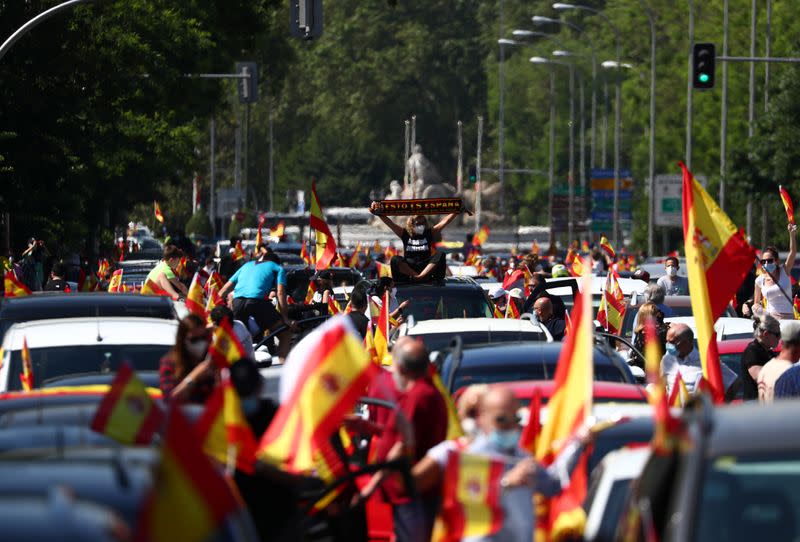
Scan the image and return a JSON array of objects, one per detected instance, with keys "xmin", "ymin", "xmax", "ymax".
[
  {"xmin": 584, "ymin": 446, "xmax": 651, "ymax": 542},
  {"xmin": 396, "ymin": 317, "xmax": 552, "ymax": 353},
  {"xmin": 0, "ymin": 317, "xmax": 178, "ymax": 392},
  {"xmin": 664, "ymin": 316, "xmax": 755, "ymax": 342}
]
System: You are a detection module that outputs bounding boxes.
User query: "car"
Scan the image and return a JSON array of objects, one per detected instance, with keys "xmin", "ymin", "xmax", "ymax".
[
  {"xmin": 619, "ymin": 398, "xmax": 800, "ymax": 541},
  {"xmin": 0, "ymin": 292, "xmax": 179, "ymax": 343},
  {"xmin": 0, "ymin": 317, "xmax": 178, "ymax": 392},
  {"xmin": 285, "ymin": 267, "xmax": 364, "ymax": 305},
  {"xmin": 584, "ymin": 447, "xmax": 651, "ymax": 542},
  {"xmin": 663, "ymin": 316, "xmax": 755, "ymax": 342},
  {"xmin": 718, "ymin": 338, "xmax": 756, "ymax": 401},
  {"xmin": 620, "ymin": 295, "xmax": 738, "ymax": 339},
  {"xmin": 545, "ymin": 276, "xmax": 648, "ymax": 316},
  {"xmin": 394, "ymin": 276, "xmax": 494, "ymax": 322},
  {"xmin": 438, "ymin": 341, "xmax": 636, "ymax": 394},
  {"xmin": 395, "ymin": 317, "xmax": 552, "ymax": 352}
]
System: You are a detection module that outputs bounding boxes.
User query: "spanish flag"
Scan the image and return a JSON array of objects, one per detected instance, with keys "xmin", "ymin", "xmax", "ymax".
[
  {"xmin": 327, "ymin": 297, "xmax": 341, "ymax": 315},
  {"xmin": 304, "ymin": 280, "xmax": 317, "ymax": 304},
  {"xmin": 231, "ymin": 240, "xmax": 245, "ymax": 263},
  {"xmin": 429, "ymin": 364, "xmax": 464, "ymax": 441},
  {"xmin": 644, "ymin": 319, "xmax": 680, "ymax": 455},
  {"xmin": 255, "ymin": 215, "xmax": 265, "ymax": 248},
  {"xmin": 154, "ymin": 201, "xmax": 164, "ymax": 223},
  {"xmin": 20, "ymin": 337, "xmax": 34, "ymax": 392},
  {"xmin": 492, "ymin": 303, "xmax": 504, "ymax": 319},
  {"xmin": 568, "ymin": 255, "xmax": 585, "ymax": 278},
  {"xmin": 195, "ymin": 369, "xmax": 258, "ymax": 474},
  {"xmin": 209, "ymin": 318, "xmax": 247, "ymax": 367},
  {"xmin": 680, "ymin": 162, "xmax": 755, "ymax": 402},
  {"xmin": 372, "ymin": 292, "xmax": 392, "ymax": 366},
  {"xmin": 141, "ymin": 277, "xmax": 169, "ymax": 297},
  {"xmin": 107, "ymin": 269, "xmax": 124, "ymax": 293},
  {"xmin": 4, "ymin": 269, "xmax": 31, "ymax": 297},
  {"xmin": 205, "ymin": 282, "xmax": 224, "ymax": 317},
  {"xmin": 90, "ymin": 363, "xmax": 163, "ymax": 445},
  {"xmin": 597, "ymin": 270, "xmax": 625, "ymax": 335},
  {"xmin": 780, "ymin": 185, "xmax": 795, "ymax": 225},
  {"xmin": 256, "ymin": 315, "xmax": 378, "ymax": 473},
  {"xmin": 439, "ymin": 450, "xmax": 505, "ymax": 541},
  {"xmin": 270, "ymin": 220, "xmax": 286, "ymax": 238},
  {"xmin": 504, "ymin": 296, "xmax": 520, "ymax": 319},
  {"xmin": 536, "ymin": 267, "xmax": 593, "ymax": 540},
  {"xmin": 300, "ymin": 243, "xmax": 312, "ymax": 267},
  {"xmin": 599, "ymin": 236, "xmax": 615, "ymax": 259},
  {"xmin": 375, "ymin": 261, "xmax": 392, "ymax": 278},
  {"xmin": 472, "ymin": 225, "xmax": 490, "ymax": 246},
  {"xmin": 518, "ymin": 387, "xmax": 542, "ymax": 454},
  {"xmin": 348, "ymin": 243, "xmax": 362, "ymax": 268},
  {"xmin": 185, "ymin": 272, "xmax": 207, "ymax": 318},
  {"xmin": 310, "ymin": 182, "xmax": 337, "ymax": 270},
  {"xmin": 668, "ymin": 371, "xmax": 690, "ymax": 407},
  {"xmin": 135, "ymin": 404, "xmax": 242, "ymax": 542}
]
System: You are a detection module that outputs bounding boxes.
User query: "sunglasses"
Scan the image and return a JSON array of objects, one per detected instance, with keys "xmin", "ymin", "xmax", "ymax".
[
  {"xmin": 494, "ymin": 414, "xmax": 521, "ymax": 426},
  {"xmin": 760, "ymin": 327, "xmax": 780, "ymax": 338},
  {"xmin": 761, "ymin": 258, "xmax": 775, "ymax": 264}
]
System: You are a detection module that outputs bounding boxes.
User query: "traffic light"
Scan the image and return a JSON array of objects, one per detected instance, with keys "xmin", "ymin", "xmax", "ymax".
[{"xmin": 692, "ymin": 43, "xmax": 716, "ymax": 89}]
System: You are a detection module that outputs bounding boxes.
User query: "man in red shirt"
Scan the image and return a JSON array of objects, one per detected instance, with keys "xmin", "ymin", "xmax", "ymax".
[{"xmin": 360, "ymin": 336, "xmax": 448, "ymax": 542}]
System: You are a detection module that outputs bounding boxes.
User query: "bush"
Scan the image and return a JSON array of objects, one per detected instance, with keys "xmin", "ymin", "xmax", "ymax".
[{"xmin": 186, "ymin": 211, "xmax": 213, "ymax": 238}]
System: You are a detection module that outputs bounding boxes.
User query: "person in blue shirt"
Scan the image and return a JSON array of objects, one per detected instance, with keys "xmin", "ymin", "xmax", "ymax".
[{"xmin": 219, "ymin": 245, "xmax": 296, "ymax": 362}]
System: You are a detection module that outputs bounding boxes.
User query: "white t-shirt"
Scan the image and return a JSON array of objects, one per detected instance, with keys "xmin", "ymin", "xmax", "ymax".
[
  {"xmin": 755, "ymin": 271, "xmax": 793, "ymax": 317},
  {"xmin": 661, "ymin": 348, "xmax": 737, "ymax": 397}
]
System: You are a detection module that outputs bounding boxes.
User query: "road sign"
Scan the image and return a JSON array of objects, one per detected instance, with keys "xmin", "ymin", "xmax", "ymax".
[
  {"xmin": 654, "ymin": 174, "xmax": 682, "ymax": 227},
  {"xmin": 235, "ymin": 62, "xmax": 259, "ymax": 104},
  {"xmin": 590, "ymin": 168, "xmax": 633, "ymax": 234},
  {"xmin": 290, "ymin": 0, "xmax": 323, "ymax": 40}
]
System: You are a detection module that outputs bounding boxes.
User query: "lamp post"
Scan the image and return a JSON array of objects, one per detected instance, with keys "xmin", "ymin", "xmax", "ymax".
[
  {"xmin": 532, "ymin": 15, "xmax": 597, "ymax": 172},
  {"xmin": 553, "ymin": 3, "xmax": 623, "ymax": 247},
  {"xmin": 553, "ymin": 50, "xmax": 587, "ymax": 223},
  {"xmin": 639, "ymin": 0, "xmax": 657, "ymax": 257},
  {"xmin": 532, "ymin": 56, "xmax": 575, "ymax": 243}
]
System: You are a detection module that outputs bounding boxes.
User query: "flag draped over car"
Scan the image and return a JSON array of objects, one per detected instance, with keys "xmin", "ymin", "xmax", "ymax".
[
  {"xmin": 256, "ymin": 316, "xmax": 377, "ymax": 473},
  {"xmin": 310, "ymin": 182, "xmax": 337, "ymax": 270},
  {"xmin": 680, "ymin": 162, "xmax": 755, "ymax": 403}
]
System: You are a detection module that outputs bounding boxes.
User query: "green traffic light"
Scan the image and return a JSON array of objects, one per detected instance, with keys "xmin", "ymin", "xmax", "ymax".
[{"xmin": 699, "ymin": 73, "xmax": 710, "ymax": 83}]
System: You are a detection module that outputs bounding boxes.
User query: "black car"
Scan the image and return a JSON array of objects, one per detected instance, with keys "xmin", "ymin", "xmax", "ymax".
[
  {"xmin": 618, "ymin": 398, "xmax": 800, "ymax": 541},
  {"xmin": 439, "ymin": 341, "xmax": 636, "ymax": 394},
  {"xmin": 394, "ymin": 276, "xmax": 494, "ymax": 322},
  {"xmin": 0, "ymin": 293, "xmax": 177, "ymax": 343}
]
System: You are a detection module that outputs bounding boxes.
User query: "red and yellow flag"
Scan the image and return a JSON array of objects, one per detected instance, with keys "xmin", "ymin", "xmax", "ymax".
[
  {"xmin": 644, "ymin": 319, "xmax": 681, "ymax": 455},
  {"xmin": 504, "ymin": 296, "xmax": 520, "ymax": 319},
  {"xmin": 780, "ymin": 185, "xmax": 795, "ymax": 225},
  {"xmin": 599, "ymin": 236, "xmax": 615, "ymax": 260},
  {"xmin": 680, "ymin": 162, "xmax": 755, "ymax": 403},
  {"xmin": 310, "ymin": 182, "xmax": 337, "ymax": 270},
  {"xmin": 209, "ymin": 318, "xmax": 247, "ymax": 368},
  {"xmin": 471, "ymin": 225, "xmax": 490, "ymax": 246},
  {"xmin": 492, "ymin": 302, "xmax": 505, "ymax": 319},
  {"xmin": 348, "ymin": 243, "xmax": 362, "ymax": 269},
  {"xmin": 597, "ymin": 270, "xmax": 626, "ymax": 335},
  {"xmin": 154, "ymin": 201, "xmax": 164, "ymax": 223},
  {"xmin": 195, "ymin": 369, "xmax": 258, "ymax": 474},
  {"xmin": 372, "ymin": 292, "xmax": 392, "ymax": 366},
  {"xmin": 141, "ymin": 277, "xmax": 169, "ymax": 297},
  {"xmin": 255, "ymin": 215, "xmax": 265, "ymax": 248},
  {"xmin": 536, "ymin": 268, "xmax": 593, "ymax": 540},
  {"xmin": 375, "ymin": 261, "xmax": 392, "ymax": 278},
  {"xmin": 90, "ymin": 363, "xmax": 163, "ymax": 445},
  {"xmin": 270, "ymin": 220, "xmax": 286, "ymax": 238},
  {"xmin": 300, "ymin": 243, "xmax": 312, "ymax": 267},
  {"xmin": 135, "ymin": 404, "xmax": 242, "ymax": 542},
  {"xmin": 428, "ymin": 364, "xmax": 464, "ymax": 441},
  {"xmin": 668, "ymin": 371, "xmax": 690, "ymax": 408},
  {"xmin": 185, "ymin": 272, "xmax": 207, "ymax": 318},
  {"xmin": 4, "ymin": 269, "xmax": 31, "ymax": 297},
  {"xmin": 205, "ymin": 282, "xmax": 224, "ymax": 317},
  {"xmin": 568, "ymin": 256, "xmax": 585, "ymax": 278},
  {"xmin": 107, "ymin": 269, "xmax": 124, "ymax": 293},
  {"xmin": 206, "ymin": 271, "xmax": 223, "ymax": 294},
  {"xmin": 20, "ymin": 337, "xmax": 34, "ymax": 392},
  {"xmin": 231, "ymin": 241, "xmax": 244, "ymax": 263},
  {"xmin": 304, "ymin": 280, "xmax": 317, "ymax": 304},
  {"xmin": 256, "ymin": 316, "xmax": 378, "ymax": 473},
  {"xmin": 327, "ymin": 297, "xmax": 341, "ymax": 315},
  {"xmin": 519, "ymin": 387, "xmax": 542, "ymax": 454},
  {"xmin": 439, "ymin": 450, "xmax": 505, "ymax": 541}
]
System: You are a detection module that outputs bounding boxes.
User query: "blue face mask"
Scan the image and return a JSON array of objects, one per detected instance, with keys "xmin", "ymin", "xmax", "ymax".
[
  {"xmin": 765, "ymin": 262, "xmax": 777, "ymax": 274},
  {"xmin": 241, "ymin": 396, "xmax": 260, "ymax": 415},
  {"xmin": 665, "ymin": 342, "xmax": 678, "ymax": 356},
  {"xmin": 489, "ymin": 429, "xmax": 520, "ymax": 451}
]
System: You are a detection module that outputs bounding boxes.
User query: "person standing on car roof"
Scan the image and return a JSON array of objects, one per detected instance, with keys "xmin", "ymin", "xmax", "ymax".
[
  {"xmin": 370, "ymin": 208, "xmax": 458, "ymax": 283},
  {"xmin": 218, "ymin": 243, "xmax": 297, "ymax": 363},
  {"xmin": 758, "ymin": 320, "xmax": 800, "ymax": 402},
  {"xmin": 146, "ymin": 245, "xmax": 188, "ymax": 300},
  {"xmin": 656, "ymin": 256, "xmax": 689, "ymax": 296},
  {"xmin": 740, "ymin": 314, "xmax": 780, "ymax": 401},
  {"xmin": 753, "ymin": 225, "xmax": 797, "ymax": 319}
]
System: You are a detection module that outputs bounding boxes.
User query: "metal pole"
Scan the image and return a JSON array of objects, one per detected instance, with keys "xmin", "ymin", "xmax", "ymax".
[
  {"xmin": 457, "ymin": 121, "xmax": 464, "ymax": 195},
  {"xmin": 498, "ymin": 0, "xmax": 506, "ymax": 216},
  {"xmin": 568, "ymin": 64, "xmax": 575, "ymax": 243},
  {"xmin": 268, "ymin": 102, "xmax": 275, "ymax": 213},
  {"xmin": 578, "ymin": 71, "xmax": 586, "ymax": 235},
  {"xmin": 243, "ymin": 103, "xmax": 250, "ymax": 209},
  {"xmin": 644, "ymin": 0, "xmax": 657, "ymax": 256},
  {"xmin": 613, "ymin": 41, "xmax": 622, "ymax": 247},
  {"xmin": 209, "ymin": 118, "xmax": 216, "ymax": 237},
  {"xmin": 590, "ymin": 52, "xmax": 597, "ymax": 171},
  {"xmin": 765, "ymin": 0, "xmax": 772, "ymax": 111},
  {"xmin": 602, "ymin": 80, "xmax": 609, "ymax": 169},
  {"xmin": 549, "ymin": 70, "xmax": 556, "ymax": 247},
  {"xmin": 720, "ymin": 0, "xmax": 729, "ymax": 211},
  {"xmin": 403, "ymin": 120, "xmax": 410, "ymax": 192},
  {"xmin": 410, "ymin": 115, "xmax": 417, "ymax": 198},
  {"xmin": 747, "ymin": 0, "xmax": 757, "ymax": 239},
  {"xmin": 0, "ymin": 0, "xmax": 95, "ymax": 61},
  {"xmin": 685, "ymin": 0, "xmax": 694, "ymax": 170},
  {"xmin": 476, "ymin": 116, "xmax": 484, "ymax": 232}
]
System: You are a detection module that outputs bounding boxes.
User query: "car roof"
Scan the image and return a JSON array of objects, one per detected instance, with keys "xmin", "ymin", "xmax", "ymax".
[
  {"xmin": 404, "ymin": 318, "xmax": 548, "ymax": 336},
  {"xmin": 396, "ymin": 276, "xmax": 484, "ymax": 290},
  {"xmin": 2, "ymin": 317, "xmax": 178, "ymax": 350},
  {"xmin": 544, "ymin": 276, "xmax": 647, "ymax": 297},
  {"xmin": 716, "ymin": 338, "xmax": 754, "ymax": 354},
  {"xmin": 700, "ymin": 400, "xmax": 800, "ymax": 456},
  {"xmin": 454, "ymin": 342, "xmax": 625, "ymax": 370},
  {"xmin": 664, "ymin": 316, "xmax": 754, "ymax": 341},
  {"xmin": 499, "ymin": 380, "xmax": 647, "ymax": 401},
  {"xmin": 0, "ymin": 293, "xmax": 176, "ymax": 321},
  {"xmin": 597, "ymin": 446, "xmax": 652, "ymax": 480}
]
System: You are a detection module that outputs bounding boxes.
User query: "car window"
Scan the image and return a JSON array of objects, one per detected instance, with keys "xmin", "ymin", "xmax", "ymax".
[
  {"xmin": 694, "ymin": 454, "xmax": 800, "ymax": 542},
  {"xmin": 7, "ymin": 345, "xmax": 170, "ymax": 391},
  {"xmin": 413, "ymin": 331, "xmax": 548, "ymax": 352},
  {"xmin": 596, "ymin": 479, "xmax": 635, "ymax": 542},
  {"xmin": 395, "ymin": 289, "xmax": 492, "ymax": 321}
]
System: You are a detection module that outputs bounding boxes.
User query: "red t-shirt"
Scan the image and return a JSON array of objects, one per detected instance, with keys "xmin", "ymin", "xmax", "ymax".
[{"xmin": 375, "ymin": 376, "xmax": 448, "ymax": 503}]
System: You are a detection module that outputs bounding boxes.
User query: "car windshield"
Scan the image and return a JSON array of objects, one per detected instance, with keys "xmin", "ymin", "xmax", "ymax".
[
  {"xmin": 395, "ymin": 289, "xmax": 493, "ymax": 321},
  {"xmin": 413, "ymin": 330, "xmax": 547, "ymax": 352},
  {"xmin": 7, "ymin": 345, "xmax": 170, "ymax": 391},
  {"xmin": 452, "ymin": 364, "xmax": 629, "ymax": 394},
  {"xmin": 694, "ymin": 454, "xmax": 800, "ymax": 541}
]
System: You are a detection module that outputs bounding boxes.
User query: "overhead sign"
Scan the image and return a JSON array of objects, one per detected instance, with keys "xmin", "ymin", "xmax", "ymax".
[
  {"xmin": 654, "ymin": 174, "xmax": 682, "ymax": 227},
  {"xmin": 590, "ymin": 169, "xmax": 633, "ymax": 234}
]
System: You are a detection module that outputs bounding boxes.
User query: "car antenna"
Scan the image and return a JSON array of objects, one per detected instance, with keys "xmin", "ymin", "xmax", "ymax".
[
  {"xmin": 445, "ymin": 335, "xmax": 463, "ymax": 392},
  {"xmin": 95, "ymin": 306, "xmax": 103, "ymax": 342},
  {"xmin": 112, "ymin": 444, "xmax": 130, "ymax": 489}
]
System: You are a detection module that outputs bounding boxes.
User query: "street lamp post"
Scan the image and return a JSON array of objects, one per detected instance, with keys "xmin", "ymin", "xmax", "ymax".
[
  {"xmin": 553, "ymin": 3, "xmax": 623, "ymax": 247},
  {"xmin": 639, "ymin": 0, "xmax": 658, "ymax": 256}
]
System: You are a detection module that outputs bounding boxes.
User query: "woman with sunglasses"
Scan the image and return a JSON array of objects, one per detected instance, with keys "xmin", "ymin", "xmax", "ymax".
[
  {"xmin": 159, "ymin": 314, "xmax": 216, "ymax": 403},
  {"xmin": 753, "ymin": 223, "xmax": 797, "ymax": 319}
]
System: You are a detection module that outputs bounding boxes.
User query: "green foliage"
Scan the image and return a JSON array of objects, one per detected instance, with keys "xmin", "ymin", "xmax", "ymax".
[{"xmin": 186, "ymin": 211, "xmax": 213, "ymax": 238}]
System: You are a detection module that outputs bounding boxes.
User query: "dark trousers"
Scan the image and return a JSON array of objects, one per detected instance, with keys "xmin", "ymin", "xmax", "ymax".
[{"xmin": 391, "ymin": 252, "xmax": 446, "ymax": 283}]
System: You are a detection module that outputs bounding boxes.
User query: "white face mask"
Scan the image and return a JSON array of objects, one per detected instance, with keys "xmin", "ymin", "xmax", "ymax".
[
  {"xmin": 461, "ymin": 418, "xmax": 479, "ymax": 438},
  {"xmin": 413, "ymin": 225, "xmax": 425, "ymax": 235},
  {"xmin": 184, "ymin": 339, "xmax": 208, "ymax": 359},
  {"xmin": 666, "ymin": 266, "xmax": 677, "ymax": 277}
]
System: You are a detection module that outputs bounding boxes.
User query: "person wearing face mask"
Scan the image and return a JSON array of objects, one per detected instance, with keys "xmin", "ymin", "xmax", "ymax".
[
  {"xmin": 410, "ymin": 386, "xmax": 592, "ymax": 542},
  {"xmin": 455, "ymin": 384, "xmax": 489, "ymax": 439},
  {"xmin": 662, "ymin": 323, "xmax": 738, "ymax": 400},
  {"xmin": 358, "ymin": 337, "xmax": 447, "ymax": 542},
  {"xmin": 370, "ymin": 208, "xmax": 458, "ymax": 283},
  {"xmin": 753, "ymin": 225, "xmax": 798, "ymax": 319},
  {"xmin": 159, "ymin": 314, "xmax": 216, "ymax": 403},
  {"xmin": 740, "ymin": 314, "xmax": 780, "ymax": 401},
  {"xmin": 656, "ymin": 256, "xmax": 689, "ymax": 296}
]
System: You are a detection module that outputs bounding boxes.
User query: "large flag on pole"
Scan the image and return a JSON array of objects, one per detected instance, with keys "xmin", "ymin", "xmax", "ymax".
[
  {"xmin": 596, "ymin": 270, "xmax": 626, "ymax": 335},
  {"xmin": 680, "ymin": 162, "xmax": 755, "ymax": 403},
  {"xmin": 310, "ymin": 182, "xmax": 337, "ymax": 270},
  {"xmin": 256, "ymin": 315, "xmax": 378, "ymax": 473},
  {"xmin": 536, "ymin": 263, "xmax": 594, "ymax": 540}
]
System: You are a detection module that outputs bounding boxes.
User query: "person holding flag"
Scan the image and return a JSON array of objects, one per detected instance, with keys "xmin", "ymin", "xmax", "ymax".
[
  {"xmin": 209, "ymin": 305, "xmax": 255, "ymax": 361},
  {"xmin": 158, "ymin": 314, "xmax": 216, "ymax": 403},
  {"xmin": 145, "ymin": 245, "xmax": 188, "ymax": 301},
  {"xmin": 753, "ymin": 230, "xmax": 797, "ymax": 319}
]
